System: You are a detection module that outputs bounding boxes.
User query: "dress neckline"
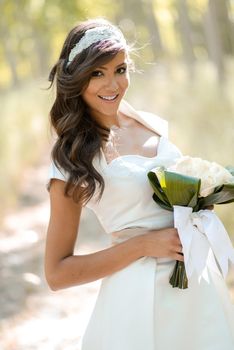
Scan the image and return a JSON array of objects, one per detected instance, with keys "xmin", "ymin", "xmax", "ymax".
[{"xmin": 100, "ymin": 135, "xmax": 165, "ymax": 167}]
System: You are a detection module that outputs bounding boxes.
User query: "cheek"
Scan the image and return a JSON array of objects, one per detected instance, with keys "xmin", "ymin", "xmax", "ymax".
[
  {"xmin": 122, "ymin": 75, "xmax": 130, "ymax": 91},
  {"xmin": 84, "ymin": 82, "xmax": 97, "ymax": 95},
  {"xmin": 82, "ymin": 82, "xmax": 99, "ymax": 103}
]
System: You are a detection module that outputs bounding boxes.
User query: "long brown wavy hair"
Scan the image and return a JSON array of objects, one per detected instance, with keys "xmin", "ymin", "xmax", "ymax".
[{"xmin": 48, "ymin": 18, "xmax": 133, "ymax": 205}]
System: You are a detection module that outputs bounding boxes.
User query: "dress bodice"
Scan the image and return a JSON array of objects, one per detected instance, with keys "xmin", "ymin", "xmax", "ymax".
[{"xmin": 87, "ymin": 135, "xmax": 182, "ymax": 233}]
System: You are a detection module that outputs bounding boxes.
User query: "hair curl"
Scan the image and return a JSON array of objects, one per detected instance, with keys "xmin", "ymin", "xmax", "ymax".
[{"xmin": 48, "ymin": 18, "xmax": 133, "ymax": 205}]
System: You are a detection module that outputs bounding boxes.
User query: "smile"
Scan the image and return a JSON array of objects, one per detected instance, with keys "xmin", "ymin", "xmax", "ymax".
[{"xmin": 98, "ymin": 94, "xmax": 119, "ymax": 101}]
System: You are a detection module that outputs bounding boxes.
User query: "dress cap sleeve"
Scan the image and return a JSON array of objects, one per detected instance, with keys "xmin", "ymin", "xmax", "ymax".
[{"xmin": 46, "ymin": 161, "xmax": 68, "ymax": 191}]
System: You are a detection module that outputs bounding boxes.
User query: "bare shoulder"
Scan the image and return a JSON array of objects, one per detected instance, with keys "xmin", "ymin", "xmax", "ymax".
[{"xmin": 118, "ymin": 110, "xmax": 161, "ymax": 138}]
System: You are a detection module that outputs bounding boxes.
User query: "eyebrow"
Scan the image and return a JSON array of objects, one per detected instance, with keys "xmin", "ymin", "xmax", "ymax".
[{"xmin": 98, "ymin": 62, "xmax": 127, "ymax": 70}]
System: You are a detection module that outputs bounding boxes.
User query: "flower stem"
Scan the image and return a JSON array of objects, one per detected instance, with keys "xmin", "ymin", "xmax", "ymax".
[{"xmin": 169, "ymin": 261, "xmax": 188, "ymax": 289}]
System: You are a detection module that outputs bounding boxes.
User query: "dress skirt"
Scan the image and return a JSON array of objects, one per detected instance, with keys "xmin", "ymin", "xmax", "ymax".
[{"xmin": 81, "ymin": 257, "xmax": 234, "ymax": 350}]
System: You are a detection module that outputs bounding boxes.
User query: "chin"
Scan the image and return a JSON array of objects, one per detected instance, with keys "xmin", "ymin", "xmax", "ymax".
[{"xmin": 99, "ymin": 100, "xmax": 121, "ymax": 113}]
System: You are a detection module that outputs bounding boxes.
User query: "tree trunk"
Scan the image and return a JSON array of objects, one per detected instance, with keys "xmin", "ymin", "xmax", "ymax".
[
  {"xmin": 227, "ymin": 0, "xmax": 234, "ymax": 54},
  {"xmin": 33, "ymin": 31, "xmax": 51, "ymax": 76},
  {"xmin": 203, "ymin": 0, "xmax": 225, "ymax": 81},
  {"xmin": 142, "ymin": 0, "xmax": 164, "ymax": 59},
  {"xmin": 117, "ymin": 0, "xmax": 164, "ymax": 60},
  {"xmin": 176, "ymin": 0, "xmax": 195, "ymax": 73},
  {"xmin": 2, "ymin": 42, "xmax": 20, "ymax": 88},
  {"xmin": 216, "ymin": 0, "xmax": 234, "ymax": 55}
]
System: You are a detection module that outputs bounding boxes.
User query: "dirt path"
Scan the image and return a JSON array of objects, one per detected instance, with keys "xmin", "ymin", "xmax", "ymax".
[{"xmin": 0, "ymin": 151, "xmax": 233, "ymax": 349}]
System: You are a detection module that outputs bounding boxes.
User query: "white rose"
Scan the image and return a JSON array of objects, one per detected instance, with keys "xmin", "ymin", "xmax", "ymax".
[{"xmin": 168, "ymin": 156, "xmax": 233, "ymax": 197}]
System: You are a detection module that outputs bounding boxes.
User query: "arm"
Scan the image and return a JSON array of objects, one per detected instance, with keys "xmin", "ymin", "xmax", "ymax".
[
  {"xmin": 45, "ymin": 179, "xmax": 183, "ymax": 291},
  {"xmin": 45, "ymin": 179, "xmax": 145, "ymax": 291}
]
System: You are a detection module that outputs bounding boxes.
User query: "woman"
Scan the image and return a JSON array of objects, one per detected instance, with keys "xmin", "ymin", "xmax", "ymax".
[{"xmin": 45, "ymin": 18, "xmax": 234, "ymax": 349}]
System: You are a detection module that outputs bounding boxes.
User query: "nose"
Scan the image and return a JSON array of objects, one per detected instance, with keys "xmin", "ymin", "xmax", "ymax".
[{"xmin": 105, "ymin": 76, "xmax": 118, "ymax": 92}]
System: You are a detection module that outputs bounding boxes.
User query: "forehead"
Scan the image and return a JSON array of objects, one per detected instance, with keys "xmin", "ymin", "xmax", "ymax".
[{"xmin": 98, "ymin": 50, "xmax": 128, "ymax": 67}]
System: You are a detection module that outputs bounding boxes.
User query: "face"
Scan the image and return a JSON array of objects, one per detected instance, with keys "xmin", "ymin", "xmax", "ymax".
[{"xmin": 81, "ymin": 50, "xmax": 130, "ymax": 127}]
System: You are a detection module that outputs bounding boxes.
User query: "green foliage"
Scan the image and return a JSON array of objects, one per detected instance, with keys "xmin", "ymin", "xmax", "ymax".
[{"xmin": 0, "ymin": 0, "xmax": 234, "ymax": 88}]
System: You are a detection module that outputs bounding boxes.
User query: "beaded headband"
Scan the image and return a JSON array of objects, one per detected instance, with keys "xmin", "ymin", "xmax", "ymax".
[{"xmin": 67, "ymin": 25, "xmax": 126, "ymax": 67}]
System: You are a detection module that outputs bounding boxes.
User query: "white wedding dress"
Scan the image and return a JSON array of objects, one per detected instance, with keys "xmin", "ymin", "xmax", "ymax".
[{"xmin": 47, "ymin": 100, "xmax": 234, "ymax": 350}]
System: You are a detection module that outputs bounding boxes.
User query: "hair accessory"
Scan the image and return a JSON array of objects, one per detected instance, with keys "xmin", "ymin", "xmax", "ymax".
[{"xmin": 67, "ymin": 26, "xmax": 126, "ymax": 67}]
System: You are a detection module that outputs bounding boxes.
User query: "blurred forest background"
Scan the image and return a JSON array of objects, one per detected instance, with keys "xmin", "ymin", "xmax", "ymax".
[{"xmin": 1, "ymin": 0, "xmax": 234, "ymax": 349}]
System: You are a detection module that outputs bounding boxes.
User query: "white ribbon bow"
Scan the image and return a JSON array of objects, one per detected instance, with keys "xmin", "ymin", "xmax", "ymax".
[{"xmin": 173, "ymin": 205, "xmax": 234, "ymax": 283}]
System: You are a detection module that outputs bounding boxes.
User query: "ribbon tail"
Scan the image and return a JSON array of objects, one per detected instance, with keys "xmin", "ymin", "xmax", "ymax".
[
  {"xmin": 174, "ymin": 206, "xmax": 214, "ymax": 282},
  {"xmin": 173, "ymin": 206, "xmax": 234, "ymax": 283},
  {"xmin": 198, "ymin": 210, "xmax": 234, "ymax": 278}
]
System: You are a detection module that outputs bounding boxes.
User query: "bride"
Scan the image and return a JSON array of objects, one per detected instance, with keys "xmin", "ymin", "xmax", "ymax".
[{"xmin": 45, "ymin": 18, "xmax": 234, "ymax": 349}]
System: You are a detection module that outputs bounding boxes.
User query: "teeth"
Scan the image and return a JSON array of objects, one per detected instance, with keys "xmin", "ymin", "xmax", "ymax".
[{"xmin": 99, "ymin": 95, "xmax": 118, "ymax": 101}]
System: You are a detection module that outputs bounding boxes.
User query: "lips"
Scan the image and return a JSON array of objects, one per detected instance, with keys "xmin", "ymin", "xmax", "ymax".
[{"xmin": 98, "ymin": 94, "xmax": 119, "ymax": 101}]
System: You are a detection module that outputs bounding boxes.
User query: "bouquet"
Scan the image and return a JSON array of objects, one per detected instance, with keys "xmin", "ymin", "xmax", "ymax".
[{"xmin": 148, "ymin": 156, "xmax": 234, "ymax": 289}]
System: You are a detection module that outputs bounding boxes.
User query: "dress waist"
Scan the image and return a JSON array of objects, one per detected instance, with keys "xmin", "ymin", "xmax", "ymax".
[
  {"xmin": 111, "ymin": 227, "xmax": 174, "ymax": 264},
  {"xmin": 111, "ymin": 227, "xmax": 145, "ymax": 245}
]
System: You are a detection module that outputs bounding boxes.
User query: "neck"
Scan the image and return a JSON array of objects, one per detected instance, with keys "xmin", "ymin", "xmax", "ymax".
[{"xmin": 89, "ymin": 109, "xmax": 122, "ymax": 129}]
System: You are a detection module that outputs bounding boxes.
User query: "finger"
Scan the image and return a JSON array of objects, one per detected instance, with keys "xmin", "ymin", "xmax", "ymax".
[
  {"xmin": 172, "ymin": 245, "xmax": 183, "ymax": 253},
  {"xmin": 174, "ymin": 253, "xmax": 184, "ymax": 262}
]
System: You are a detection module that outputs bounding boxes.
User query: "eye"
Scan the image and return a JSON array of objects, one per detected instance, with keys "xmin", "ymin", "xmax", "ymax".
[
  {"xmin": 116, "ymin": 66, "xmax": 127, "ymax": 74},
  {"xmin": 91, "ymin": 70, "xmax": 103, "ymax": 77}
]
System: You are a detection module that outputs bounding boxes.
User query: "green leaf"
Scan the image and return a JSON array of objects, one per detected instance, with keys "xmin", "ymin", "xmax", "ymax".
[
  {"xmin": 198, "ymin": 187, "xmax": 234, "ymax": 208},
  {"xmin": 213, "ymin": 185, "xmax": 224, "ymax": 193},
  {"xmin": 188, "ymin": 192, "xmax": 199, "ymax": 208},
  {"xmin": 148, "ymin": 168, "xmax": 201, "ymax": 210},
  {"xmin": 222, "ymin": 183, "xmax": 234, "ymax": 190},
  {"xmin": 160, "ymin": 170, "xmax": 201, "ymax": 207},
  {"xmin": 148, "ymin": 169, "xmax": 171, "ymax": 206},
  {"xmin": 152, "ymin": 193, "xmax": 173, "ymax": 211}
]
